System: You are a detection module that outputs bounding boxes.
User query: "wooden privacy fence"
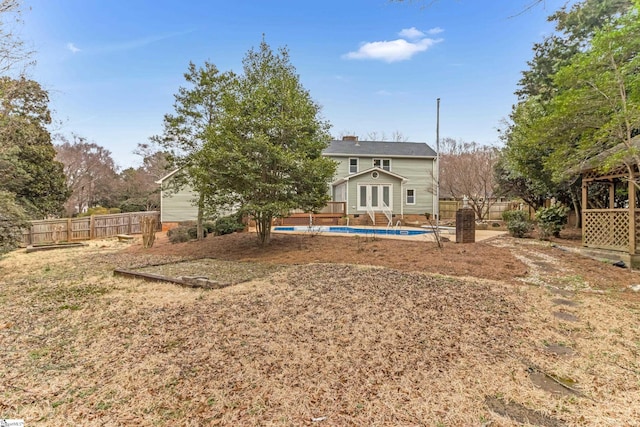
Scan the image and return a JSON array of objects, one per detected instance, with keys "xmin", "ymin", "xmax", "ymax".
[
  {"xmin": 439, "ymin": 200, "xmax": 520, "ymax": 221},
  {"xmin": 20, "ymin": 211, "xmax": 161, "ymax": 246}
]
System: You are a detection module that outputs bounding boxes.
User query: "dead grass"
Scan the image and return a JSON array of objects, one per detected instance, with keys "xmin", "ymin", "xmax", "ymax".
[{"xmin": 0, "ymin": 232, "xmax": 639, "ymax": 425}]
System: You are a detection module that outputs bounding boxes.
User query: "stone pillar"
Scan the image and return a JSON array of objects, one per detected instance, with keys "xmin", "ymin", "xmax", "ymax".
[{"xmin": 456, "ymin": 208, "xmax": 475, "ymax": 243}]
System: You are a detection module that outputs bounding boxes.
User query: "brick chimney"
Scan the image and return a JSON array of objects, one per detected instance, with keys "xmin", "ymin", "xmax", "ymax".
[{"xmin": 342, "ymin": 135, "xmax": 358, "ymax": 142}]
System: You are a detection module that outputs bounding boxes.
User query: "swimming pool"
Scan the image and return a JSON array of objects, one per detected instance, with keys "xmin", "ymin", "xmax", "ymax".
[{"xmin": 273, "ymin": 225, "xmax": 431, "ymax": 236}]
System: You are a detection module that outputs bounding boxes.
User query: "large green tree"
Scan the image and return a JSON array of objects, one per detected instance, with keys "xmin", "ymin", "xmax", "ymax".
[
  {"xmin": 151, "ymin": 62, "xmax": 236, "ymax": 239},
  {"xmin": 544, "ymin": 2, "xmax": 640, "ymax": 180},
  {"xmin": 0, "ymin": 77, "xmax": 69, "ymax": 218},
  {"xmin": 202, "ymin": 40, "xmax": 336, "ymax": 245},
  {"xmin": 499, "ymin": 0, "xmax": 635, "ymax": 220}
]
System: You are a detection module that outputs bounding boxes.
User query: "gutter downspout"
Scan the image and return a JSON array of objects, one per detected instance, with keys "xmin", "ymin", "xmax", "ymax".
[{"xmin": 401, "ymin": 181, "xmax": 404, "ymax": 219}]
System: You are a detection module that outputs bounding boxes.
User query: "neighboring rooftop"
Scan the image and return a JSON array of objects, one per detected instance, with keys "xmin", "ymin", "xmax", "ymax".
[{"xmin": 323, "ymin": 136, "xmax": 437, "ymax": 158}]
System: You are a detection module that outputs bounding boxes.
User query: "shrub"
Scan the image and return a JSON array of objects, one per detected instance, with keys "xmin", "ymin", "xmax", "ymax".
[
  {"xmin": 119, "ymin": 199, "xmax": 147, "ymax": 212},
  {"xmin": 187, "ymin": 226, "xmax": 207, "ymax": 240},
  {"xmin": 78, "ymin": 206, "xmax": 120, "ymax": 217},
  {"xmin": 502, "ymin": 209, "xmax": 532, "ymax": 238},
  {"xmin": 0, "ymin": 191, "xmax": 29, "ymax": 255},
  {"xmin": 536, "ymin": 204, "xmax": 569, "ymax": 240},
  {"xmin": 202, "ymin": 221, "xmax": 216, "ymax": 235},
  {"xmin": 213, "ymin": 215, "xmax": 245, "ymax": 236},
  {"xmin": 167, "ymin": 226, "xmax": 191, "ymax": 244}
]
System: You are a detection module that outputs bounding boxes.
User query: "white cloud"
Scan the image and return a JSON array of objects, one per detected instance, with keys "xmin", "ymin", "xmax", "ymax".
[
  {"xmin": 343, "ymin": 37, "xmax": 442, "ymax": 63},
  {"xmin": 398, "ymin": 27, "xmax": 424, "ymax": 40},
  {"xmin": 427, "ymin": 27, "xmax": 444, "ymax": 35},
  {"xmin": 66, "ymin": 42, "xmax": 81, "ymax": 53}
]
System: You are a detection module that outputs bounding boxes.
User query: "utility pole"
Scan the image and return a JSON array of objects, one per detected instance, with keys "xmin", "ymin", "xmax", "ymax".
[{"xmin": 435, "ymin": 98, "xmax": 440, "ymax": 232}]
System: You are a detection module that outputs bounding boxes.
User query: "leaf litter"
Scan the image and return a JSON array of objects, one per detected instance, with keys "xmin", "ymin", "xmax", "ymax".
[{"xmin": 0, "ymin": 231, "xmax": 639, "ymax": 425}]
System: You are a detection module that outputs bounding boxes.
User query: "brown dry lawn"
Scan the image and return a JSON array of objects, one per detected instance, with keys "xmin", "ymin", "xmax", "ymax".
[{"xmin": 1, "ymin": 230, "xmax": 639, "ymax": 426}]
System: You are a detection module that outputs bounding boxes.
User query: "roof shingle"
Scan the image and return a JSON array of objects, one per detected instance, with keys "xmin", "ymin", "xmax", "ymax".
[{"xmin": 323, "ymin": 140, "xmax": 436, "ymax": 158}]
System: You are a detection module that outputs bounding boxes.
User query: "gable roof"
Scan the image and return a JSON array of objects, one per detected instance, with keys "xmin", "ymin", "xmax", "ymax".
[
  {"xmin": 155, "ymin": 169, "xmax": 181, "ymax": 184},
  {"xmin": 323, "ymin": 140, "xmax": 437, "ymax": 158},
  {"xmin": 331, "ymin": 167, "xmax": 408, "ymax": 186},
  {"xmin": 578, "ymin": 135, "xmax": 640, "ymax": 173}
]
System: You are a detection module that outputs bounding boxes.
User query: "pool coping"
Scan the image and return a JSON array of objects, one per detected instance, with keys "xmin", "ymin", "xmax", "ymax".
[{"xmin": 272, "ymin": 226, "xmax": 507, "ymax": 242}]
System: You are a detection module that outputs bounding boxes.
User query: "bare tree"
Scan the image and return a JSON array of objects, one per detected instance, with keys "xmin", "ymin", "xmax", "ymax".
[
  {"xmin": 364, "ymin": 130, "xmax": 409, "ymax": 141},
  {"xmin": 390, "ymin": 130, "xmax": 409, "ymax": 142},
  {"xmin": 0, "ymin": 0, "xmax": 34, "ymax": 74},
  {"xmin": 366, "ymin": 131, "xmax": 387, "ymax": 141},
  {"xmin": 54, "ymin": 134, "xmax": 119, "ymax": 216},
  {"xmin": 439, "ymin": 137, "xmax": 499, "ymax": 221}
]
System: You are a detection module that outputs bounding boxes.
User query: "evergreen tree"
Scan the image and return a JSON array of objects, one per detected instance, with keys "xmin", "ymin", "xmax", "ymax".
[
  {"xmin": 0, "ymin": 77, "xmax": 69, "ymax": 218},
  {"xmin": 206, "ymin": 40, "xmax": 336, "ymax": 245}
]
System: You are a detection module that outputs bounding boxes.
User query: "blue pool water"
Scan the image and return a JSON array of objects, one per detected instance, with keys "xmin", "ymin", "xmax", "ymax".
[{"xmin": 273, "ymin": 226, "xmax": 430, "ymax": 236}]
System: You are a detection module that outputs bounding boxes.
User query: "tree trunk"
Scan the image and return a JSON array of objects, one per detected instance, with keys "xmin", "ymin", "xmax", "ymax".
[
  {"xmin": 142, "ymin": 216, "xmax": 157, "ymax": 248},
  {"xmin": 197, "ymin": 192, "xmax": 204, "ymax": 240},
  {"xmin": 570, "ymin": 189, "xmax": 581, "ymax": 229},
  {"xmin": 255, "ymin": 211, "xmax": 272, "ymax": 246}
]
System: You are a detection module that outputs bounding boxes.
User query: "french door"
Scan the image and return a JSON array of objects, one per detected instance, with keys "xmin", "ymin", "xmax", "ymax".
[{"xmin": 358, "ymin": 184, "xmax": 392, "ymax": 210}]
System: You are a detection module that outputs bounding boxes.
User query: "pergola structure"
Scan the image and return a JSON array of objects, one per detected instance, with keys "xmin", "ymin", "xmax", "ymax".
[{"xmin": 580, "ymin": 136, "xmax": 640, "ymax": 267}]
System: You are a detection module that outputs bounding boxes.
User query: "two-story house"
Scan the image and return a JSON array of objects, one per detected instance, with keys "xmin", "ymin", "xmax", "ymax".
[
  {"xmin": 157, "ymin": 136, "xmax": 438, "ymax": 228},
  {"xmin": 323, "ymin": 136, "xmax": 437, "ymax": 225}
]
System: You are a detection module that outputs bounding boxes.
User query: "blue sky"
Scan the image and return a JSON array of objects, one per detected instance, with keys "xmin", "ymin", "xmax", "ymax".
[{"xmin": 20, "ymin": 0, "xmax": 571, "ymax": 169}]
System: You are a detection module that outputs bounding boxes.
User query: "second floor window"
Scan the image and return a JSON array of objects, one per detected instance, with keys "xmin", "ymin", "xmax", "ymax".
[
  {"xmin": 349, "ymin": 158, "xmax": 358, "ymax": 174},
  {"xmin": 373, "ymin": 158, "xmax": 391, "ymax": 171}
]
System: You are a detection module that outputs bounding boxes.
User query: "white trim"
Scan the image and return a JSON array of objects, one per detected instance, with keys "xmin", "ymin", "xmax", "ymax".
[
  {"xmin": 372, "ymin": 158, "xmax": 391, "ymax": 171},
  {"xmin": 349, "ymin": 158, "xmax": 359, "ymax": 174},
  {"xmin": 400, "ymin": 181, "xmax": 404, "ymax": 217},
  {"xmin": 334, "ymin": 167, "xmax": 407, "ymax": 184},
  {"xmin": 357, "ymin": 183, "xmax": 393, "ymax": 211},
  {"xmin": 155, "ymin": 168, "xmax": 181, "ymax": 184},
  {"xmin": 160, "ymin": 184, "xmax": 165, "ymax": 222},
  {"xmin": 325, "ymin": 153, "xmax": 436, "ymax": 159},
  {"xmin": 406, "ymin": 188, "xmax": 416, "ymax": 205}
]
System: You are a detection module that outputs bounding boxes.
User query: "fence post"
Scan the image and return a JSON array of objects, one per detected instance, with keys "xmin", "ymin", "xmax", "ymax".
[
  {"xmin": 128, "ymin": 212, "xmax": 132, "ymax": 234},
  {"xmin": 90, "ymin": 215, "xmax": 95, "ymax": 239},
  {"xmin": 67, "ymin": 218, "xmax": 72, "ymax": 241}
]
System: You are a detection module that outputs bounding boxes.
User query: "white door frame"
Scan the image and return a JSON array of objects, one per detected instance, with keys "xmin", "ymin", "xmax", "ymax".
[{"xmin": 357, "ymin": 183, "xmax": 392, "ymax": 211}]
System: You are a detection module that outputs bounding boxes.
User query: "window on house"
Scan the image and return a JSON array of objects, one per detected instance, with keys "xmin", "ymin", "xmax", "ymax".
[
  {"xmin": 373, "ymin": 158, "xmax": 391, "ymax": 171},
  {"xmin": 359, "ymin": 185, "xmax": 367, "ymax": 208},
  {"xmin": 406, "ymin": 189, "xmax": 416, "ymax": 205},
  {"xmin": 349, "ymin": 158, "xmax": 358, "ymax": 174}
]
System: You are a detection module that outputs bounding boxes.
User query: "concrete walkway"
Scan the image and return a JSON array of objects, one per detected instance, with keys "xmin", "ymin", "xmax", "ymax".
[{"xmin": 272, "ymin": 225, "xmax": 507, "ymax": 242}]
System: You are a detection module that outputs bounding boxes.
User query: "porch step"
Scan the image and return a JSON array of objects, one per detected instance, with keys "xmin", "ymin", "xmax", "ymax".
[{"xmin": 373, "ymin": 212, "xmax": 390, "ymax": 226}]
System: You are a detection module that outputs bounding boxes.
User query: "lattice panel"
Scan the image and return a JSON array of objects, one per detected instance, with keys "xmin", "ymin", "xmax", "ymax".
[
  {"xmin": 635, "ymin": 211, "xmax": 640, "ymax": 250},
  {"xmin": 584, "ymin": 210, "xmax": 629, "ymax": 250},
  {"xmin": 582, "ymin": 165, "xmax": 635, "ymax": 180}
]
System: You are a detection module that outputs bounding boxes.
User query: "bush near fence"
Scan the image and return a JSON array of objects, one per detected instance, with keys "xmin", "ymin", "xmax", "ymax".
[{"xmin": 20, "ymin": 212, "xmax": 161, "ymax": 246}]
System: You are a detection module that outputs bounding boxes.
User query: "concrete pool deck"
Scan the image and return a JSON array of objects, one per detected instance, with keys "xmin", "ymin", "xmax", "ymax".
[{"xmin": 271, "ymin": 226, "xmax": 508, "ymax": 242}]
